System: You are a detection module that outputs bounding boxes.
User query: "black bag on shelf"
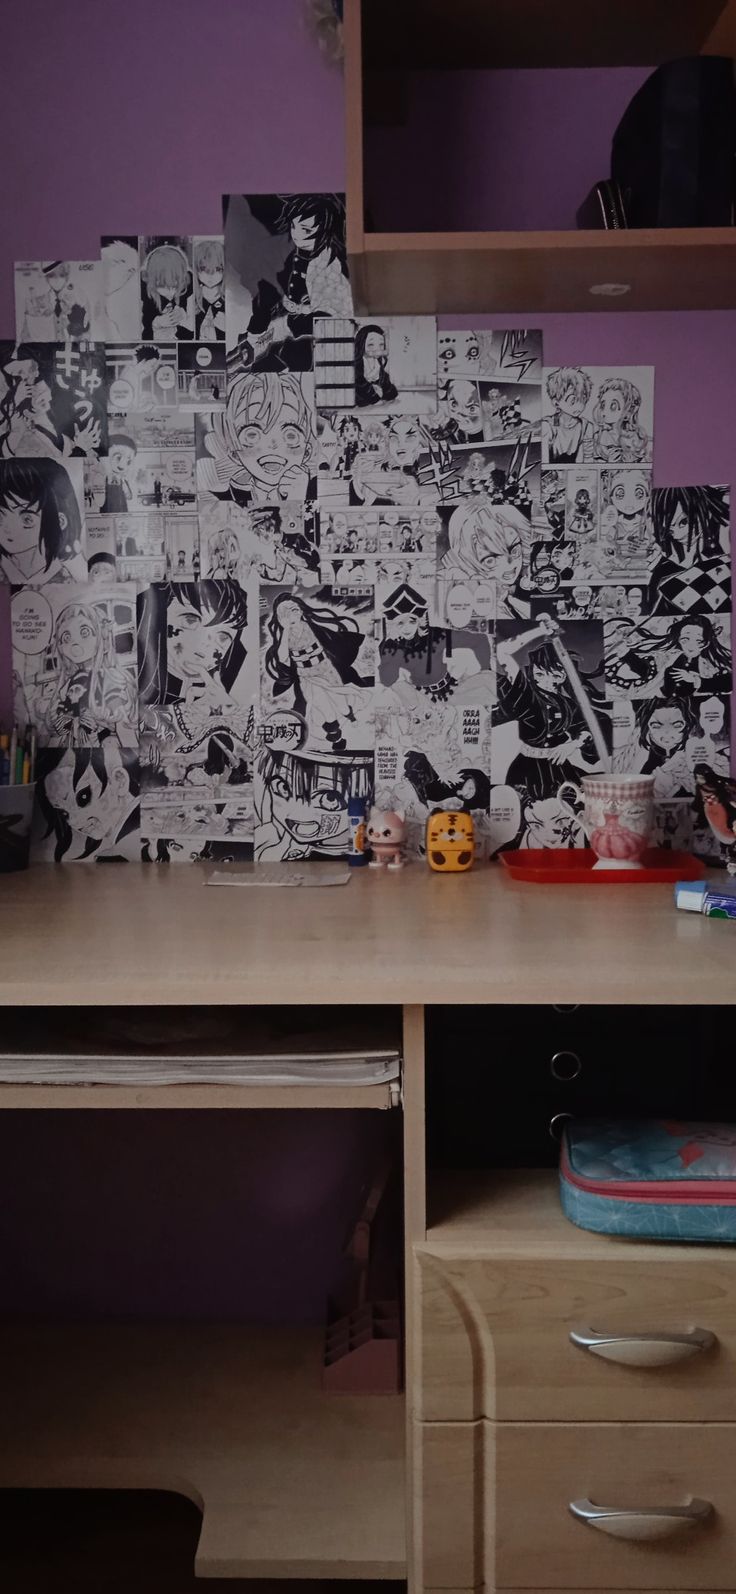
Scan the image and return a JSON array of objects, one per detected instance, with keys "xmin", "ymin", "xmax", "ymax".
[
  {"xmin": 610, "ymin": 56, "xmax": 736, "ymax": 227},
  {"xmin": 576, "ymin": 179, "xmax": 629, "ymax": 230}
]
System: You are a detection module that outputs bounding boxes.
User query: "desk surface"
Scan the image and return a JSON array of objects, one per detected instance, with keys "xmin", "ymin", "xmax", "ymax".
[{"xmin": 0, "ymin": 862, "xmax": 733, "ymax": 1006}]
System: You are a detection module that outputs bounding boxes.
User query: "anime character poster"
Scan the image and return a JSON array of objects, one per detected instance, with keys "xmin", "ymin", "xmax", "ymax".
[
  {"xmin": 320, "ymin": 506, "xmax": 439, "ymax": 568},
  {"xmin": 106, "ymin": 343, "xmax": 178, "ymax": 414},
  {"xmin": 254, "ymin": 744, "xmax": 371, "ymax": 863},
  {"xmin": 192, "ymin": 236, "xmax": 226, "ymax": 342},
  {"xmin": 139, "ymin": 236, "xmax": 195, "ymax": 342},
  {"xmin": 0, "ymin": 342, "xmax": 108, "ymax": 462},
  {"xmin": 374, "ymin": 702, "xmax": 492, "ymax": 859},
  {"xmin": 0, "ymin": 457, "xmax": 87, "ymax": 588},
  {"xmin": 435, "ymin": 498, "xmax": 533, "ymax": 625},
  {"xmin": 541, "ymin": 366, "xmax": 654, "ymax": 466},
  {"xmin": 316, "ymin": 411, "xmax": 443, "ymax": 509},
  {"xmin": 438, "ymin": 374, "xmax": 541, "ymax": 447},
  {"xmin": 490, "ymin": 613, "xmax": 611, "ymax": 854},
  {"xmin": 86, "ymin": 515, "xmax": 118, "ymax": 584},
  {"xmin": 313, "ymin": 316, "xmax": 437, "ymax": 414},
  {"xmin": 86, "ymin": 412, "xmax": 196, "ymax": 515},
  {"xmin": 612, "ymin": 695, "xmax": 731, "ymax": 801},
  {"xmin": 105, "ymin": 511, "xmax": 199, "ymax": 584},
  {"xmin": 605, "ymin": 614, "xmax": 732, "ymax": 700},
  {"xmin": 137, "ymin": 578, "xmax": 257, "ymax": 805},
  {"xmin": 32, "ymin": 744, "xmax": 140, "ymax": 862},
  {"xmin": 420, "ymin": 434, "xmax": 542, "ymax": 521},
  {"xmin": 259, "ymin": 583, "xmax": 375, "ymax": 757},
  {"xmin": 15, "ymin": 261, "xmax": 104, "ymax": 343},
  {"xmin": 648, "ymin": 486, "xmax": 731, "ymax": 617},
  {"xmin": 438, "ymin": 328, "xmax": 543, "ymax": 386},
  {"xmin": 100, "ymin": 237, "xmax": 142, "ymax": 342},
  {"xmin": 176, "ymin": 343, "xmax": 227, "ymax": 410},
  {"xmin": 223, "ymin": 192, "xmax": 352, "ymax": 376},
  {"xmin": 141, "ymin": 792, "xmax": 253, "ymax": 863},
  {"xmin": 12, "ymin": 581, "xmax": 138, "ymax": 749},
  {"xmin": 200, "ymin": 501, "xmax": 319, "ymax": 585},
  {"xmin": 195, "ymin": 373, "xmax": 318, "ymax": 507},
  {"xmin": 376, "ymin": 575, "xmax": 496, "ymax": 710}
]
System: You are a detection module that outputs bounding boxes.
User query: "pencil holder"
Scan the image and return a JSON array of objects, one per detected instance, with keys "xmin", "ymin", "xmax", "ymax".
[{"xmin": 0, "ymin": 783, "xmax": 36, "ymax": 874}]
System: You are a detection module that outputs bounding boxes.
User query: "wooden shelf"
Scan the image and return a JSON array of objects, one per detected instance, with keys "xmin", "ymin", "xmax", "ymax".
[
  {"xmin": 361, "ymin": 0, "xmax": 733, "ymax": 70},
  {"xmin": 0, "ymin": 1080, "xmax": 400, "ymax": 1109},
  {"xmin": 345, "ymin": 0, "xmax": 736, "ymax": 314},
  {"xmin": 0, "ymin": 1323, "xmax": 406, "ymax": 1580}
]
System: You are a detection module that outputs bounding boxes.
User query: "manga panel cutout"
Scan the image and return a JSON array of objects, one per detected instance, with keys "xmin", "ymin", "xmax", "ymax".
[
  {"xmin": 0, "ymin": 341, "xmax": 108, "ymax": 462},
  {"xmin": 12, "ymin": 581, "xmax": 138, "ymax": 749},
  {"xmin": 106, "ymin": 344, "xmax": 179, "ymax": 414},
  {"xmin": 374, "ymin": 702, "xmax": 492, "ymax": 859},
  {"xmin": 319, "ymin": 505, "xmax": 440, "ymax": 577},
  {"xmin": 139, "ymin": 236, "xmax": 196, "ymax": 343},
  {"xmin": 85, "ymin": 411, "xmax": 196, "ymax": 516},
  {"xmin": 32, "ymin": 744, "xmax": 140, "ymax": 863},
  {"xmin": 541, "ymin": 366, "xmax": 654, "ymax": 466},
  {"xmin": 489, "ymin": 614, "xmax": 611, "ymax": 855},
  {"xmin": 604, "ymin": 614, "xmax": 732, "ymax": 700},
  {"xmin": 647, "ymin": 486, "xmax": 731, "ymax": 617},
  {"xmin": 0, "ymin": 456, "xmax": 87, "ymax": 588},
  {"xmin": 259, "ymin": 582, "xmax": 375, "ymax": 759},
  {"xmin": 176, "ymin": 342, "xmax": 227, "ymax": 410},
  {"xmin": 101, "ymin": 237, "xmax": 142, "ymax": 342},
  {"xmin": 86, "ymin": 515, "xmax": 117, "ymax": 583},
  {"xmin": 223, "ymin": 192, "xmax": 352, "ymax": 378},
  {"xmin": 438, "ymin": 328, "xmax": 543, "ymax": 385},
  {"xmin": 376, "ymin": 572, "xmax": 495, "ymax": 714},
  {"xmin": 316, "ymin": 411, "xmax": 444, "ymax": 509},
  {"xmin": 200, "ymin": 500, "xmax": 319, "ymax": 585},
  {"xmin": 15, "ymin": 261, "xmax": 105, "ymax": 343},
  {"xmin": 195, "ymin": 373, "xmax": 319, "ymax": 508},
  {"xmin": 137, "ymin": 578, "xmax": 257, "ymax": 855},
  {"xmin": 192, "ymin": 237, "xmax": 226, "ymax": 342},
  {"xmin": 435, "ymin": 497, "xmax": 534, "ymax": 626},
  {"xmin": 314, "ymin": 316, "xmax": 437, "ymax": 414}
]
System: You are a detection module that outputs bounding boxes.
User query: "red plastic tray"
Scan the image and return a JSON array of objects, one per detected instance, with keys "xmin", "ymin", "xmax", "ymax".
[{"xmin": 499, "ymin": 848, "xmax": 706, "ymax": 884}]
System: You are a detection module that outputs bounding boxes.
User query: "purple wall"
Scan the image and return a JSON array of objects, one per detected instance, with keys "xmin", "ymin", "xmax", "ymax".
[{"xmin": 1, "ymin": 7, "xmax": 735, "ymax": 1315}]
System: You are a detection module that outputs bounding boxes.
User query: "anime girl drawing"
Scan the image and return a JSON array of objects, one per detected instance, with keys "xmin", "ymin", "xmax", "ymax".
[
  {"xmin": 440, "ymin": 379, "xmax": 484, "ymax": 444},
  {"xmin": 193, "ymin": 238, "xmax": 226, "ymax": 341},
  {"xmin": 354, "ymin": 324, "xmax": 399, "ymax": 408},
  {"xmin": 0, "ymin": 350, "xmax": 101, "ymax": 462},
  {"xmin": 141, "ymin": 242, "xmax": 194, "ymax": 341},
  {"xmin": 34, "ymin": 743, "xmax": 140, "ymax": 862},
  {"xmin": 101, "ymin": 237, "xmax": 142, "ymax": 342},
  {"xmin": 439, "ymin": 500, "xmax": 532, "ymax": 620},
  {"xmin": 138, "ymin": 580, "xmax": 254, "ymax": 791},
  {"xmin": 541, "ymin": 368, "xmax": 593, "ymax": 463},
  {"xmin": 589, "ymin": 376, "xmax": 650, "ymax": 464},
  {"xmin": 649, "ymin": 486, "xmax": 731, "ymax": 615},
  {"xmin": 350, "ymin": 416, "xmax": 435, "ymax": 508},
  {"xmin": 255, "ymin": 745, "xmax": 371, "ymax": 861},
  {"xmin": 606, "ymin": 616, "xmax": 732, "ymax": 699},
  {"xmin": 202, "ymin": 372, "xmax": 318, "ymax": 506},
  {"xmin": 614, "ymin": 698, "xmax": 701, "ymax": 798},
  {"xmin": 403, "ymin": 751, "xmax": 491, "ymax": 814},
  {"xmin": 40, "ymin": 597, "xmax": 138, "ymax": 749},
  {"xmin": 263, "ymin": 589, "xmax": 373, "ymax": 754},
  {"xmin": 662, "ymin": 617, "xmax": 732, "ymax": 697},
  {"xmin": 495, "ymin": 615, "xmax": 609, "ymax": 799},
  {"xmin": 239, "ymin": 193, "xmax": 352, "ymax": 372},
  {"xmin": 0, "ymin": 458, "xmax": 86, "ymax": 587}
]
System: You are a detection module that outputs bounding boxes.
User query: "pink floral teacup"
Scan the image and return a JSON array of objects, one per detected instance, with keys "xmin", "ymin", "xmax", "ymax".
[{"xmin": 575, "ymin": 774, "xmax": 655, "ymax": 870}]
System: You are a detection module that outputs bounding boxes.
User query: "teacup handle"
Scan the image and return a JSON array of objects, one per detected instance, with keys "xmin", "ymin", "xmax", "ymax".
[{"xmin": 559, "ymin": 781, "xmax": 589, "ymax": 839}]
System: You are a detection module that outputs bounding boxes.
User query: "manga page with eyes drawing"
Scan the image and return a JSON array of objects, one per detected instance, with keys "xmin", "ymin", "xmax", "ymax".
[
  {"xmin": 542, "ymin": 366, "xmax": 654, "ymax": 467},
  {"xmin": 86, "ymin": 411, "xmax": 196, "ymax": 516},
  {"xmin": 224, "ymin": 192, "xmax": 352, "ymax": 379},
  {"xmin": 0, "ymin": 456, "xmax": 87, "ymax": 589},
  {"xmin": 137, "ymin": 578, "xmax": 257, "ymax": 811},
  {"xmin": 32, "ymin": 745, "xmax": 140, "ymax": 863},
  {"xmin": 374, "ymin": 702, "xmax": 492, "ymax": 859},
  {"xmin": 259, "ymin": 582, "xmax": 375, "ymax": 758},
  {"xmin": 12, "ymin": 581, "xmax": 138, "ymax": 750},
  {"xmin": 316, "ymin": 410, "xmax": 443, "ymax": 509},
  {"xmin": 199, "ymin": 500, "xmax": 319, "ymax": 586},
  {"xmin": 376, "ymin": 573, "xmax": 496, "ymax": 712},
  {"xmin": 314, "ymin": 316, "xmax": 437, "ymax": 414},
  {"xmin": 195, "ymin": 374, "xmax": 318, "ymax": 508},
  {"xmin": 106, "ymin": 344, "xmax": 178, "ymax": 415},
  {"xmin": 0, "ymin": 341, "xmax": 108, "ymax": 464},
  {"xmin": 15, "ymin": 261, "xmax": 105, "ymax": 344},
  {"xmin": 141, "ymin": 791, "xmax": 254, "ymax": 863},
  {"xmin": 612, "ymin": 695, "xmax": 731, "ymax": 800},
  {"xmin": 192, "ymin": 236, "xmax": 226, "ymax": 343},
  {"xmin": 605, "ymin": 614, "xmax": 732, "ymax": 701},
  {"xmin": 101, "ymin": 237, "xmax": 143, "ymax": 343},
  {"xmin": 139, "ymin": 235, "xmax": 195, "ymax": 343},
  {"xmin": 438, "ymin": 329, "xmax": 543, "ymax": 385}
]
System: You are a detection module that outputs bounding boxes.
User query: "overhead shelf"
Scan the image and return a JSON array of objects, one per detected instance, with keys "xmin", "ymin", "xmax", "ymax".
[
  {"xmin": 360, "ymin": 0, "xmax": 733, "ymax": 70},
  {"xmin": 0, "ymin": 1323, "xmax": 406, "ymax": 1581},
  {"xmin": 0, "ymin": 1080, "xmax": 400, "ymax": 1108}
]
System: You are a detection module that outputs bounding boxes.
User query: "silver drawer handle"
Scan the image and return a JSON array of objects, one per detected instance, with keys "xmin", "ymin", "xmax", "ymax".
[
  {"xmin": 570, "ymin": 1497, "xmax": 712, "ymax": 1542},
  {"xmin": 570, "ymin": 1325, "xmax": 716, "ymax": 1367}
]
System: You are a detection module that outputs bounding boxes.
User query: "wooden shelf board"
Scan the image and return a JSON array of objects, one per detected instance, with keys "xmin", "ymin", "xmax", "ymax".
[
  {"xmin": 0, "ymin": 1080, "xmax": 398, "ymax": 1109},
  {"xmin": 351, "ymin": 228, "xmax": 736, "ymax": 314},
  {"xmin": 425, "ymin": 1168, "xmax": 732, "ymax": 1261},
  {"xmin": 0, "ymin": 1323, "xmax": 406, "ymax": 1580},
  {"xmin": 361, "ymin": 0, "xmax": 730, "ymax": 70}
]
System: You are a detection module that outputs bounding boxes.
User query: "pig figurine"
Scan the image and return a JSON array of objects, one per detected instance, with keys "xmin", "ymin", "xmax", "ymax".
[{"xmin": 366, "ymin": 807, "xmax": 406, "ymax": 871}]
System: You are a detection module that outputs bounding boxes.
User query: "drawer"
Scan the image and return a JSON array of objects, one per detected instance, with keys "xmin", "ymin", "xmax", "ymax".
[
  {"xmin": 415, "ymin": 1419, "xmax": 736, "ymax": 1591},
  {"xmin": 417, "ymin": 1247, "xmax": 736, "ymax": 1422}
]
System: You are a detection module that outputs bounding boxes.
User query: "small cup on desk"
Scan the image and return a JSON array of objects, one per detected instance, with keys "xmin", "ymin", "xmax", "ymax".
[
  {"xmin": 573, "ymin": 774, "xmax": 655, "ymax": 870},
  {"xmin": 0, "ymin": 783, "xmax": 36, "ymax": 873}
]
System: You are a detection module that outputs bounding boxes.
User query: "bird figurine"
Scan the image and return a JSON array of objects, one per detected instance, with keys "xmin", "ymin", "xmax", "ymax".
[{"xmin": 694, "ymin": 764, "xmax": 736, "ymax": 874}]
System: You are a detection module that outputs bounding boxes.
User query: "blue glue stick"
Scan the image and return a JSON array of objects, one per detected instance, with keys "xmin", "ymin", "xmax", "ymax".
[
  {"xmin": 347, "ymin": 797, "xmax": 368, "ymax": 866},
  {"xmin": 675, "ymin": 880, "xmax": 736, "ymax": 919}
]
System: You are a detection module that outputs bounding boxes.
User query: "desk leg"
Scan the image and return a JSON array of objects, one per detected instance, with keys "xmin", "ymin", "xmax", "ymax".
[{"xmin": 403, "ymin": 1002, "xmax": 426, "ymax": 1594}]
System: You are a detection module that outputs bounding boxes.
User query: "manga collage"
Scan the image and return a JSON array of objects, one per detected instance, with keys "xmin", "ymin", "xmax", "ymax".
[{"xmin": 2, "ymin": 197, "xmax": 732, "ymax": 865}]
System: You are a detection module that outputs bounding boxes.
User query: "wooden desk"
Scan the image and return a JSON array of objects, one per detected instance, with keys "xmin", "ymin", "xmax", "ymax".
[{"xmin": 0, "ymin": 861, "xmax": 733, "ymax": 1007}]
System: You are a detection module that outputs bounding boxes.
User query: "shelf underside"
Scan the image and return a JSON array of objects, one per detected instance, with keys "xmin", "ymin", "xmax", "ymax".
[
  {"xmin": 361, "ymin": 0, "xmax": 732, "ymax": 70},
  {"xmin": 0, "ymin": 1323, "xmax": 406, "ymax": 1580},
  {"xmin": 350, "ymin": 228, "xmax": 736, "ymax": 314}
]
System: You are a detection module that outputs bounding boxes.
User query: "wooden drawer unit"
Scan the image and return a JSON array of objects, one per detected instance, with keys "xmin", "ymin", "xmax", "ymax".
[
  {"xmin": 418, "ymin": 1173, "xmax": 736, "ymax": 1423},
  {"xmin": 416, "ymin": 1419, "xmax": 736, "ymax": 1591}
]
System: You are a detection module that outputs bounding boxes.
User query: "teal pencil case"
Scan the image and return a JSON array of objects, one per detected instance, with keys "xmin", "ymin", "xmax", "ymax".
[{"xmin": 560, "ymin": 1120, "xmax": 736, "ymax": 1243}]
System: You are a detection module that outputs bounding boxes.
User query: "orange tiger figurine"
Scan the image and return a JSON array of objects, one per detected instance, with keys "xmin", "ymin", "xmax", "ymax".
[{"xmin": 426, "ymin": 809, "xmax": 475, "ymax": 872}]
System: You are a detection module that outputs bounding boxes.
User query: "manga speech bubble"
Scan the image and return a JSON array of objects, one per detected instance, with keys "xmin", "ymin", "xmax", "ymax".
[
  {"xmin": 11, "ymin": 589, "xmax": 53, "ymax": 655},
  {"xmin": 375, "ymin": 745, "xmax": 399, "ymax": 785},
  {"xmin": 155, "ymin": 365, "xmax": 176, "ymax": 389},
  {"xmin": 699, "ymin": 695, "xmax": 726, "ymax": 733},
  {"xmin": 445, "ymin": 583, "xmax": 474, "ymax": 628},
  {"xmin": 109, "ymin": 379, "xmax": 134, "ymax": 412},
  {"xmin": 488, "ymin": 785, "xmax": 520, "ymax": 851},
  {"xmin": 474, "ymin": 583, "xmax": 495, "ymax": 620},
  {"xmin": 195, "ymin": 346, "xmax": 212, "ymax": 368},
  {"xmin": 169, "ymin": 455, "xmax": 191, "ymax": 478}
]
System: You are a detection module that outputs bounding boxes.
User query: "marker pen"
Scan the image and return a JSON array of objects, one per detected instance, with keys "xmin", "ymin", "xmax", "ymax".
[{"xmin": 675, "ymin": 880, "xmax": 736, "ymax": 920}]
